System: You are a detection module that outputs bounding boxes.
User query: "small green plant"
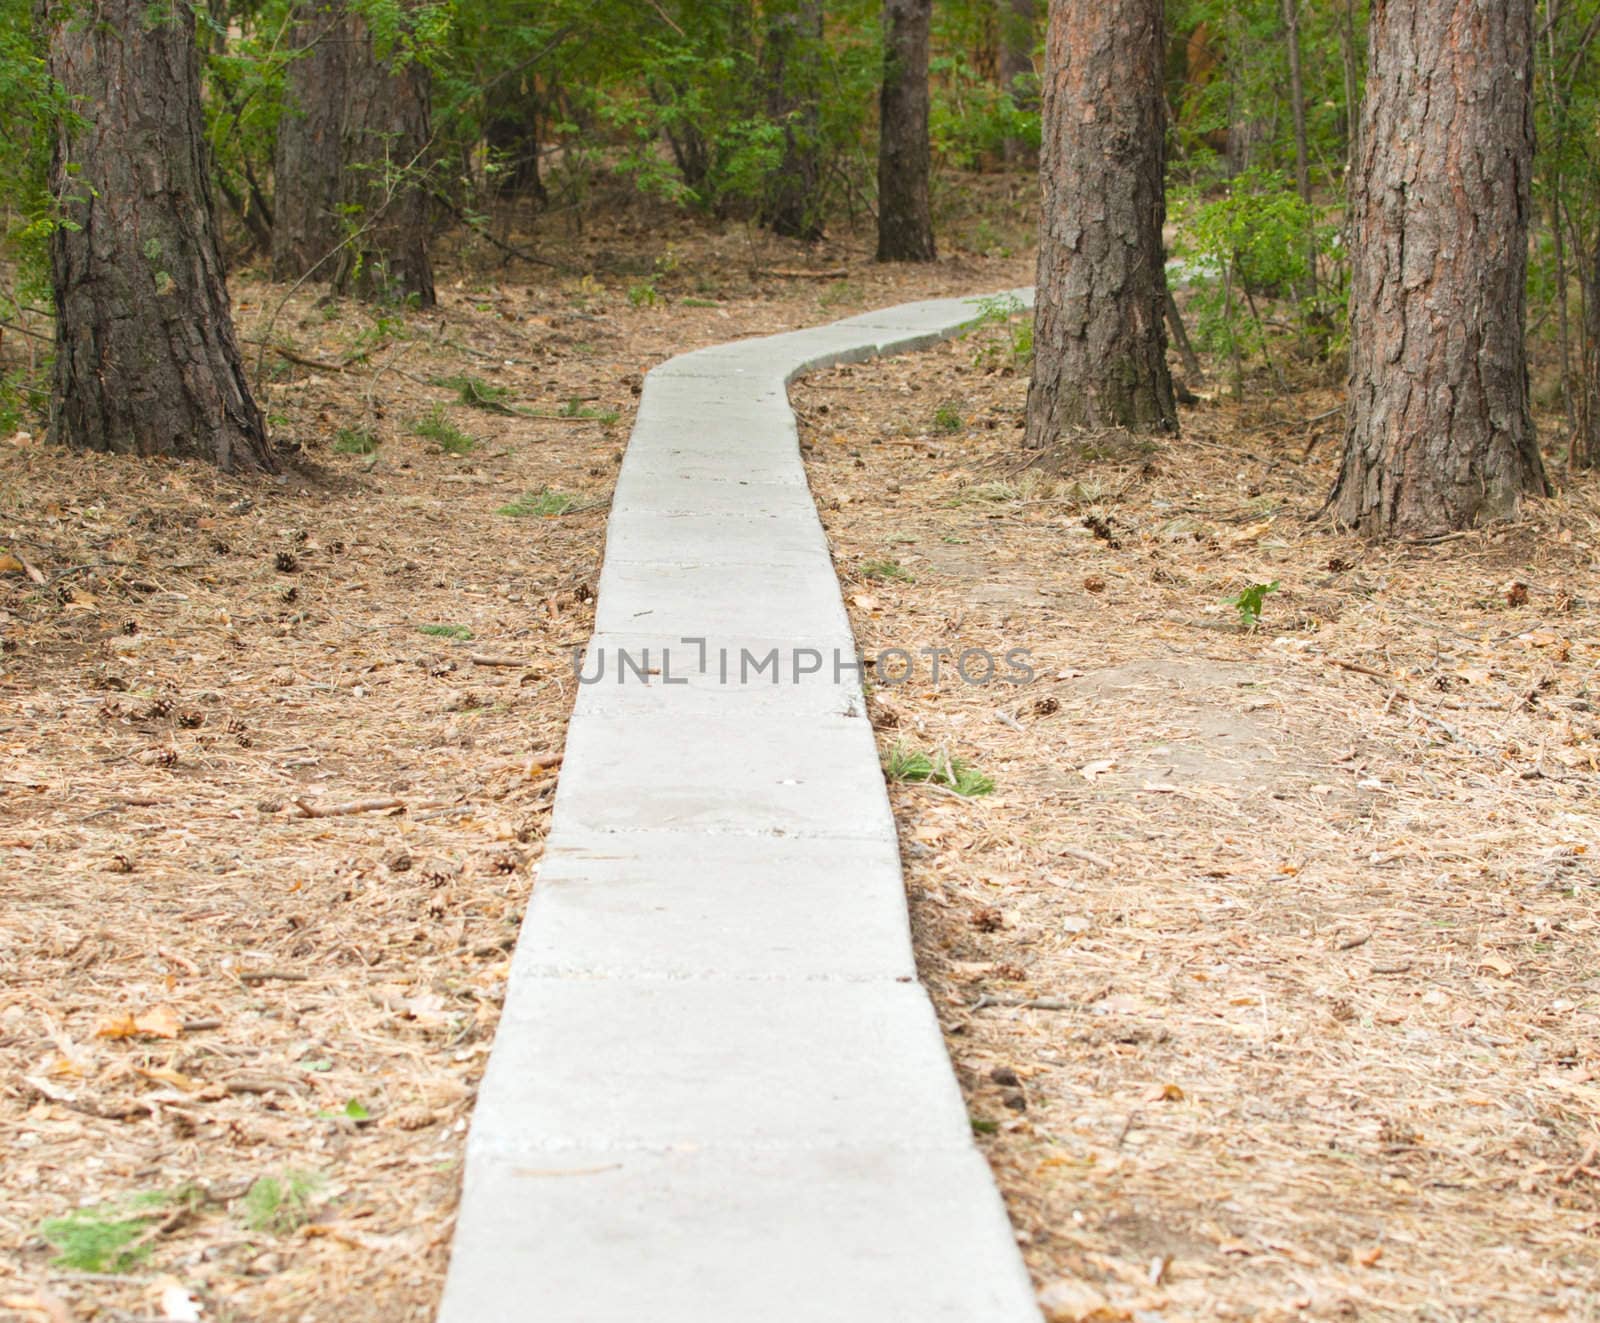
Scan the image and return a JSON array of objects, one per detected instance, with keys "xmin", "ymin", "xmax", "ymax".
[
  {"xmin": 932, "ymin": 402, "xmax": 964, "ymax": 434},
  {"xmin": 437, "ymin": 374, "xmax": 516, "ymax": 414},
  {"xmin": 680, "ymin": 296, "xmax": 720, "ymax": 308},
  {"xmin": 333, "ymin": 426, "xmax": 378, "ymax": 455},
  {"xmin": 883, "ymin": 744, "xmax": 994, "ymax": 797},
  {"xmin": 859, "ymin": 557, "xmax": 914, "ymax": 583},
  {"xmin": 626, "ymin": 279, "xmax": 659, "ymax": 308},
  {"xmin": 1227, "ymin": 580, "xmax": 1281, "ymax": 629},
  {"xmin": 556, "ymin": 398, "xmax": 619, "ymax": 425},
  {"xmin": 418, "ymin": 623, "xmax": 473, "ymax": 640},
  {"xmin": 498, "ymin": 487, "xmax": 579, "ymax": 517},
  {"xmin": 411, "ymin": 406, "xmax": 475, "ymax": 454},
  {"xmin": 818, "ymin": 280, "xmax": 860, "ymax": 309},
  {"xmin": 39, "ymin": 1188, "xmax": 189, "ymax": 1272},
  {"xmin": 241, "ymin": 1169, "xmax": 323, "ymax": 1236}
]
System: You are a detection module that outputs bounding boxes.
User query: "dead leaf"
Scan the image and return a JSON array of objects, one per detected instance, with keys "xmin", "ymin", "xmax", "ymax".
[
  {"xmin": 1079, "ymin": 758, "xmax": 1116, "ymax": 781},
  {"xmin": 1037, "ymin": 1279, "xmax": 1130, "ymax": 1322},
  {"xmin": 97, "ymin": 1004, "xmax": 184, "ymax": 1040},
  {"xmin": 1353, "ymin": 1245, "xmax": 1383, "ymax": 1268},
  {"xmin": 155, "ymin": 1279, "xmax": 204, "ymax": 1322},
  {"xmin": 139, "ymin": 1065, "xmax": 203, "ymax": 1092},
  {"xmin": 1145, "ymin": 1082, "xmax": 1185, "ymax": 1102},
  {"xmin": 2, "ymin": 1291, "xmax": 72, "ymax": 1323},
  {"xmin": 1478, "ymin": 953, "xmax": 1515, "ymax": 977},
  {"xmin": 0, "ymin": 551, "xmax": 45, "ymax": 584}
]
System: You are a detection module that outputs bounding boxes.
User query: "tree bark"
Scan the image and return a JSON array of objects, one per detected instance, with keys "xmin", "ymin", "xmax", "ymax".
[
  {"xmin": 40, "ymin": 0, "xmax": 273, "ymax": 471},
  {"xmin": 761, "ymin": 0, "xmax": 825, "ymax": 240},
  {"xmin": 1575, "ymin": 242, "xmax": 1600, "ymax": 468},
  {"xmin": 273, "ymin": 1, "xmax": 435, "ymax": 307},
  {"xmin": 876, "ymin": 0, "xmax": 935, "ymax": 262},
  {"xmin": 1024, "ymin": 0, "xmax": 1175, "ymax": 444},
  {"xmin": 1331, "ymin": 0, "xmax": 1549, "ymax": 535},
  {"xmin": 999, "ymin": 0, "xmax": 1036, "ymax": 166}
]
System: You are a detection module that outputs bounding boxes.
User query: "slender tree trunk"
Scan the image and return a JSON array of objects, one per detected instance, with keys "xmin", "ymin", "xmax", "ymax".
[
  {"xmin": 762, "ymin": 0, "xmax": 825, "ymax": 240},
  {"xmin": 999, "ymin": 0, "xmax": 1036, "ymax": 165},
  {"xmin": 1331, "ymin": 0, "xmax": 1549, "ymax": 535},
  {"xmin": 876, "ymin": 0, "xmax": 936, "ymax": 262},
  {"xmin": 273, "ymin": 1, "xmax": 435, "ymax": 306},
  {"xmin": 1576, "ymin": 240, "xmax": 1600, "ymax": 468},
  {"xmin": 1281, "ymin": 0, "xmax": 1316, "ymax": 309},
  {"xmin": 40, "ymin": 0, "xmax": 273, "ymax": 472},
  {"xmin": 1024, "ymin": 0, "xmax": 1175, "ymax": 445}
]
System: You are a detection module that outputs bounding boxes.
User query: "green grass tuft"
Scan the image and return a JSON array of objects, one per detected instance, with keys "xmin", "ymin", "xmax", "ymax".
[
  {"xmin": 859, "ymin": 557, "xmax": 915, "ymax": 583},
  {"xmin": 411, "ymin": 406, "xmax": 475, "ymax": 454},
  {"xmin": 436, "ymin": 373, "xmax": 516, "ymax": 413},
  {"xmin": 498, "ymin": 487, "xmax": 579, "ymax": 518},
  {"xmin": 332, "ymin": 427, "xmax": 379, "ymax": 455},
  {"xmin": 241, "ymin": 1169, "xmax": 323, "ymax": 1235},
  {"xmin": 883, "ymin": 743, "xmax": 994, "ymax": 797},
  {"xmin": 418, "ymin": 623, "xmax": 473, "ymax": 640}
]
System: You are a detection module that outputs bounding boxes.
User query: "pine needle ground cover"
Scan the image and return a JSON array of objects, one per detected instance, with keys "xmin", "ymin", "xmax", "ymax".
[{"xmin": 796, "ymin": 332, "xmax": 1600, "ymax": 1321}]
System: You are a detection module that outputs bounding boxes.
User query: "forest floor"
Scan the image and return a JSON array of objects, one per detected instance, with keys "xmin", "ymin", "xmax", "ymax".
[
  {"xmin": 793, "ymin": 324, "xmax": 1600, "ymax": 1321},
  {"xmin": 0, "ymin": 191, "xmax": 1033, "ymax": 1323},
  {"xmin": 3, "ymin": 184, "xmax": 1597, "ymax": 1323}
]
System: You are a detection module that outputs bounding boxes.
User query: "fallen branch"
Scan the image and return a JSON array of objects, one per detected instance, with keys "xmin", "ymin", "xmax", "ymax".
[
  {"xmin": 760, "ymin": 266, "xmax": 849, "ymax": 279},
  {"xmin": 294, "ymin": 795, "xmax": 404, "ymax": 818},
  {"xmin": 471, "ymin": 653, "xmax": 534, "ymax": 668}
]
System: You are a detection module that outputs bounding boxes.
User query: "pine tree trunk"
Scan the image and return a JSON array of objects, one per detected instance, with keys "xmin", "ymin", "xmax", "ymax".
[
  {"xmin": 1332, "ymin": 0, "xmax": 1549, "ymax": 535},
  {"xmin": 1574, "ymin": 241, "xmax": 1600, "ymax": 469},
  {"xmin": 999, "ymin": 0, "xmax": 1036, "ymax": 166},
  {"xmin": 876, "ymin": 0, "xmax": 936, "ymax": 262},
  {"xmin": 1024, "ymin": 0, "xmax": 1175, "ymax": 445},
  {"xmin": 40, "ymin": 0, "xmax": 273, "ymax": 472},
  {"xmin": 762, "ymin": 0, "xmax": 825, "ymax": 241},
  {"xmin": 273, "ymin": 2, "xmax": 435, "ymax": 307}
]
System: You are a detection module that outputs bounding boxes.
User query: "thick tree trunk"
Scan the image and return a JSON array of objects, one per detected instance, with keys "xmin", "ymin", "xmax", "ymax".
[
  {"xmin": 40, "ymin": 0, "xmax": 272, "ymax": 472},
  {"xmin": 1024, "ymin": 0, "xmax": 1175, "ymax": 444},
  {"xmin": 876, "ymin": 0, "xmax": 935, "ymax": 262},
  {"xmin": 273, "ymin": 2, "xmax": 435, "ymax": 307},
  {"xmin": 761, "ymin": 0, "xmax": 825, "ymax": 241},
  {"xmin": 999, "ymin": 0, "xmax": 1036, "ymax": 165},
  {"xmin": 1331, "ymin": 0, "xmax": 1549, "ymax": 535}
]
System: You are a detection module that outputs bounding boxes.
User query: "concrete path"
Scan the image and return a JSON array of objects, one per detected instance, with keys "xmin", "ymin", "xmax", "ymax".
[{"xmin": 438, "ymin": 292, "xmax": 1042, "ymax": 1323}]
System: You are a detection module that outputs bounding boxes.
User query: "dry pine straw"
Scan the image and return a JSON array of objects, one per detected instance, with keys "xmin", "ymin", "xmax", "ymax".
[
  {"xmin": 0, "ymin": 228, "xmax": 1033, "ymax": 1323},
  {"xmin": 794, "ymin": 326, "xmax": 1600, "ymax": 1322}
]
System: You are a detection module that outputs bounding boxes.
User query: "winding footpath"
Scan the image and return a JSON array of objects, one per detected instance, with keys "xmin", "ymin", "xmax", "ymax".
[{"xmin": 438, "ymin": 292, "xmax": 1042, "ymax": 1322}]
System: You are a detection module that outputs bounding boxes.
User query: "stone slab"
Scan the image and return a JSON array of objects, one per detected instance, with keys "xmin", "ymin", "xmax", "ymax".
[
  {"xmin": 603, "ymin": 508, "xmax": 833, "ymax": 568},
  {"xmin": 440, "ymin": 1146, "xmax": 1039, "ymax": 1323},
  {"xmin": 472, "ymin": 977, "xmax": 971, "ymax": 1153},
  {"xmin": 592, "ymin": 559, "xmax": 849, "ymax": 637},
  {"xmin": 551, "ymin": 708, "xmax": 889, "ymax": 839},
  {"xmin": 518, "ymin": 828, "xmax": 913, "ymax": 981}
]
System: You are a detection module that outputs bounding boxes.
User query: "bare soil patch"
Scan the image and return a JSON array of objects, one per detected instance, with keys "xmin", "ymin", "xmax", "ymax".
[
  {"xmin": 794, "ymin": 325, "xmax": 1600, "ymax": 1321},
  {"xmin": 0, "ymin": 207, "xmax": 1030, "ymax": 1323}
]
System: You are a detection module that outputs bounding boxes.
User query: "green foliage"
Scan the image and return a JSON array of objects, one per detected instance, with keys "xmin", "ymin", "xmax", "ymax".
[
  {"xmin": 498, "ymin": 487, "xmax": 578, "ymax": 517},
  {"xmin": 240, "ymin": 1169, "xmax": 323, "ymax": 1235},
  {"xmin": 38, "ymin": 1188, "xmax": 193, "ymax": 1272},
  {"xmin": 1227, "ymin": 580, "xmax": 1280, "ymax": 629},
  {"xmin": 927, "ymin": 51, "xmax": 1037, "ymax": 169},
  {"xmin": 968, "ymin": 294, "xmax": 1033, "ymax": 372},
  {"xmin": 883, "ymin": 743, "xmax": 994, "ymax": 797},
  {"xmin": 417, "ymin": 623, "xmax": 474, "ymax": 639},
  {"xmin": 932, "ymin": 402, "xmax": 964, "ymax": 434},
  {"xmin": 333, "ymin": 426, "xmax": 380, "ymax": 454},
  {"xmin": 411, "ymin": 405, "xmax": 475, "ymax": 453},
  {"xmin": 437, "ymin": 373, "xmax": 516, "ymax": 413},
  {"xmin": 859, "ymin": 557, "xmax": 914, "ymax": 582}
]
